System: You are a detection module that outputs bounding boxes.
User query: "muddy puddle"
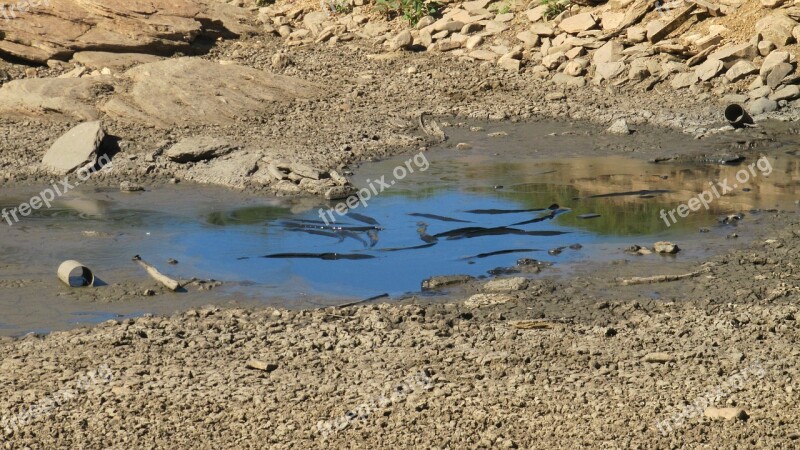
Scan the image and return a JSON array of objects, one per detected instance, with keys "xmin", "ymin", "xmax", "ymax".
[{"xmin": 2, "ymin": 121, "xmax": 800, "ymax": 335}]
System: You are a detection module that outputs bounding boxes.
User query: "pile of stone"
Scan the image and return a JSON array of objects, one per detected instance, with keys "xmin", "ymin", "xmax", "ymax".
[{"xmin": 258, "ymin": 0, "xmax": 800, "ymax": 117}]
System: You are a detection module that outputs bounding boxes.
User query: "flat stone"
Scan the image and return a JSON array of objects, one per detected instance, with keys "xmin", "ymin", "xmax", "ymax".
[
  {"xmin": 596, "ymin": 61, "xmax": 626, "ymax": 81},
  {"xmin": 725, "ymin": 60, "xmax": 758, "ymax": 82},
  {"xmin": 695, "ymin": 59, "xmax": 724, "ymax": 81},
  {"xmin": 770, "ymin": 85, "xmax": 800, "ymax": 101},
  {"xmin": 526, "ymin": 5, "xmax": 548, "ymax": 22},
  {"xmin": 0, "ymin": 76, "xmax": 113, "ymax": 121},
  {"xmin": 166, "ymin": 137, "xmax": 237, "ymax": 163},
  {"xmin": 654, "ymin": 241, "xmax": 680, "ymax": 254},
  {"xmin": 755, "ymin": 12, "xmax": 796, "ymax": 46},
  {"xmin": 246, "ymin": 359, "xmax": 278, "ymax": 372},
  {"xmin": 422, "ymin": 275, "xmax": 474, "ymax": 290},
  {"xmin": 516, "ymin": 31, "xmax": 539, "ymax": 47},
  {"xmin": 760, "ymin": 51, "xmax": 790, "ymax": 77},
  {"xmin": 671, "ymin": 72, "xmax": 697, "ymax": 89},
  {"xmin": 558, "ymin": 13, "xmax": 598, "ymax": 34},
  {"xmin": 102, "ymin": 58, "xmax": 321, "ymax": 127},
  {"xmin": 708, "ymin": 43, "xmax": 757, "ymax": 68},
  {"xmin": 41, "ymin": 121, "xmax": 104, "ymax": 175},
  {"xmin": 642, "ymin": 352, "xmax": 675, "ymax": 363},
  {"xmin": 748, "ymin": 97, "xmax": 779, "ymax": 115},
  {"xmin": 71, "ymin": 52, "xmax": 164, "ymax": 71},
  {"xmin": 552, "ymin": 73, "xmax": 586, "ymax": 87},
  {"xmin": 389, "ymin": 30, "xmax": 413, "ymax": 51},
  {"xmin": 704, "ymin": 407, "xmax": 748, "ymax": 421},
  {"xmin": 290, "ymin": 163, "xmax": 325, "ymax": 180},
  {"xmin": 593, "ymin": 41, "xmax": 624, "ymax": 64},
  {"xmin": 606, "ymin": 119, "xmax": 632, "ymax": 135},
  {"xmin": 764, "ymin": 62, "xmax": 794, "ymax": 89},
  {"xmin": 530, "ymin": 23, "xmax": 555, "ymax": 37},
  {"xmin": 464, "ymin": 293, "xmax": 515, "ymax": 308},
  {"xmin": 0, "ymin": 0, "xmax": 255, "ymax": 63},
  {"xmin": 483, "ymin": 277, "xmax": 528, "ymax": 292}
]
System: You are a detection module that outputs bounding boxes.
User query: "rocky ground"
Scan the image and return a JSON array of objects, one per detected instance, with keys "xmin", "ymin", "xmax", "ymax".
[{"xmin": 2, "ymin": 0, "xmax": 800, "ymax": 447}]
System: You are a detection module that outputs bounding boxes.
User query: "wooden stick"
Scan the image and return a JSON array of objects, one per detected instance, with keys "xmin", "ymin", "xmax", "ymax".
[
  {"xmin": 618, "ymin": 270, "xmax": 705, "ymax": 286},
  {"xmin": 132, "ymin": 255, "xmax": 181, "ymax": 291}
]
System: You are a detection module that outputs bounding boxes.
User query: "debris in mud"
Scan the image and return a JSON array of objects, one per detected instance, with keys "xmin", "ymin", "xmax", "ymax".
[
  {"xmin": 422, "ymin": 275, "xmax": 474, "ymax": 290},
  {"xmin": 721, "ymin": 213, "xmax": 745, "ymax": 224},
  {"xmin": 510, "ymin": 320, "xmax": 555, "ymax": 330},
  {"xmin": 465, "ymin": 249, "xmax": 539, "ymax": 259},
  {"xmin": 654, "ymin": 241, "xmax": 680, "ymax": 254},
  {"xmin": 132, "ymin": 255, "xmax": 181, "ymax": 291},
  {"xmin": 57, "ymin": 260, "xmax": 95, "ymax": 287},
  {"xmin": 577, "ymin": 213, "xmax": 601, "ymax": 219}
]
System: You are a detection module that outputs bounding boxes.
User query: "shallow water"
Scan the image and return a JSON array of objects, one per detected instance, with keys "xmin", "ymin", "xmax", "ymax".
[{"xmin": 1, "ymin": 122, "xmax": 800, "ymax": 334}]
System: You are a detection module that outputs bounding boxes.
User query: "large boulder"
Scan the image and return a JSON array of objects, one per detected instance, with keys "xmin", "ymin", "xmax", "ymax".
[
  {"xmin": 0, "ymin": 0, "xmax": 256, "ymax": 63},
  {"xmin": 0, "ymin": 76, "xmax": 113, "ymax": 121},
  {"xmin": 41, "ymin": 121, "xmax": 105, "ymax": 175},
  {"xmin": 101, "ymin": 58, "xmax": 323, "ymax": 127}
]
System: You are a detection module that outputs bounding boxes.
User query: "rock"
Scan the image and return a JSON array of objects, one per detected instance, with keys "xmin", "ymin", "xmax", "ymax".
[
  {"xmin": 390, "ymin": 30, "xmax": 413, "ymax": 51},
  {"xmin": 464, "ymin": 293, "xmax": 515, "ymax": 308},
  {"xmin": 627, "ymin": 27, "xmax": 647, "ymax": 43},
  {"xmin": 483, "ymin": 277, "xmax": 528, "ymax": 292},
  {"xmin": 0, "ymin": 77, "xmax": 113, "ymax": 121},
  {"xmin": 324, "ymin": 185, "xmax": 356, "ymax": 200},
  {"xmin": 606, "ymin": 119, "xmax": 632, "ymax": 135},
  {"xmin": 290, "ymin": 163, "xmax": 325, "ymax": 180},
  {"xmin": 41, "ymin": 121, "xmax": 105, "ymax": 175},
  {"xmin": 564, "ymin": 59, "xmax": 586, "ymax": 76},
  {"xmin": 416, "ymin": 16, "xmax": 436, "ymax": 29},
  {"xmin": 760, "ymin": 51, "xmax": 790, "ymax": 77},
  {"xmin": 761, "ymin": 0, "xmax": 785, "ymax": 7},
  {"xmin": 725, "ymin": 60, "xmax": 758, "ymax": 82},
  {"xmin": 526, "ymin": 5, "xmax": 548, "ymax": 23},
  {"xmin": 246, "ymin": 359, "xmax": 278, "ymax": 372},
  {"xmin": 470, "ymin": 49, "xmax": 498, "ymax": 62},
  {"xmin": 102, "ymin": 58, "xmax": 321, "ymax": 127},
  {"xmin": 695, "ymin": 59, "xmax": 724, "ymax": 81},
  {"xmin": 748, "ymin": 97, "xmax": 779, "ymax": 115},
  {"xmin": 708, "ymin": 43, "xmax": 757, "ymax": 68},
  {"xmin": 271, "ymin": 52, "xmax": 292, "ymax": 70},
  {"xmin": 0, "ymin": 0, "xmax": 255, "ymax": 63},
  {"xmin": 497, "ymin": 56, "xmax": 522, "ymax": 72},
  {"xmin": 596, "ymin": 61, "xmax": 626, "ymax": 81},
  {"xmin": 704, "ymin": 407, "xmax": 748, "ymax": 421},
  {"xmin": 654, "ymin": 241, "xmax": 679, "ymax": 254},
  {"xmin": 166, "ymin": 136, "xmax": 237, "ymax": 163},
  {"xmin": 592, "ymin": 41, "xmax": 624, "ymax": 64},
  {"xmin": 422, "ymin": 275, "xmax": 474, "ymax": 290},
  {"xmin": 558, "ymin": 13, "xmax": 598, "ymax": 34},
  {"xmin": 642, "ymin": 352, "xmax": 675, "ymax": 363},
  {"xmin": 770, "ymin": 85, "xmax": 800, "ymax": 101},
  {"xmin": 552, "ymin": 73, "xmax": 586, "ymax": 87},
  {"xmin": 542, "ymin": 52, "xmax": 566, "ymax": 70},
  {"xmin": 764, "ymin": 63, "xmax": 794, "ymax": 89},
  {"xmin": 516, "ymin": 31, "xmax": 540, "ymax": 47},
  {"xmin": 601, "ymin": 12, "xmax": 625, "ymax": 31},
  {"xmin": 755, "ymin": 13, "xmax": 797, "ymax": 46},
  {"xmin": 119, "ymin": 181, "xmax": 145, "ymax": 192},
  {"xmin": 530, "ymin": 23, "xmax": 555, "ymax": 37},
  {"xmin": 466, "ymin": 35, "xmax": 484, "ymax": 50},
  {"xmin": 434, "ymin": 20, "xmax": 465, "ymax": 33},
  {"xmin": 71, "ymin": 52, "xmax": 164, "ymax": 71},
  {"xmin": 671, "ymin": 72, "xmax": 697, "ymax": 89},
  {"xmin": 758, "ymin": 40, "xmax": 777, "ymax": 57}
]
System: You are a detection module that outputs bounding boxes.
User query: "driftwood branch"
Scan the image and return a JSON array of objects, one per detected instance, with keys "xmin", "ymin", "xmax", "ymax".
[
  {"xmin": 618, "ymin": 269, "xmax": 706, "ymax": 286},
  {"xmin": 132, "ymin": 255, "xmax": 180, "ymax": 291}
]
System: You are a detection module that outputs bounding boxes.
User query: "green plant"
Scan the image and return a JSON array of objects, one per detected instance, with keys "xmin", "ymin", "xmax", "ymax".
[
  {"xmin": 497, "ymin": 1, "xmax": 512, "ymax": 14},
  {"xmin": 540, "ymin": 0, "xmax": 568, "ymax": 20},
  {"xmin": 374, "ymin": 0, "xmax": 440, "ymax": 25}
]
